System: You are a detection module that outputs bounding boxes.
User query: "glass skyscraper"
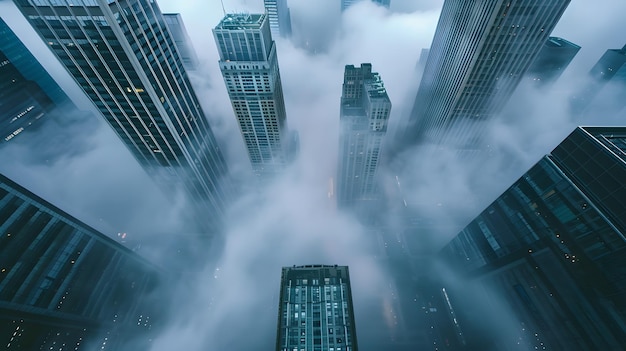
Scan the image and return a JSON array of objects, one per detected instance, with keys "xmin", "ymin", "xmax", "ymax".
[
  {"xmin": 0, "ymin": 172, "xmax": 163, "ymax": 350},
  {"xmin": 440, "ymin": 126, "xmax": 626, "ymax": 349},
  {"xmin": 337, "ymin": 64, "xmax": 391, "ymax": 209},
  {"xmin": 263, "ymin": 0, "xmax": 292, "ymax": 38},
  {"xmin": 403, "ymin": 0, "xmax": 570, "ymax": 149},
  {"xmin": 12, "ymin": 0, "xmax": 232, "ymax": 231},
  {"xmin": 213, "ymin": 13, "xmax": 296, "ymax": 177},
  {"xmin": 163, "ymin": 13, "xmax": 199, "ymax": 71},
  {"xmin": 526, "ymin": 36, "xmax": 580, "ymax": 86},
  {"xmin": 276, "ymin": 265, "xmax": 359, "ymax": 351}
]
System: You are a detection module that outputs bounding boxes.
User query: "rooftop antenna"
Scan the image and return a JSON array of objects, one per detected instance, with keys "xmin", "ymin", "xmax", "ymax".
[{"xmin": 220, "ymin": 0, "xmax": 226, "ymax": 16}]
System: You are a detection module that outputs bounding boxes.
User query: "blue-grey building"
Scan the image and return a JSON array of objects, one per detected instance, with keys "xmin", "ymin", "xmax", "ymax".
[
  {"xmin": 440, "ymin": 126, "xmax": 626, "ymax": 350},
  {"xmin": 276, "ymin": 265, "xmax": 359, "ymax": 351},
  {"xmin": 0, "ymin": 172, "xmax": 164, "ymax": 350},
  {"xmin": 264, "ymin": 0, "xmax": 292, "ymax": 38},
  {"xmin": 213, "ymin": 13, "xmax": 296, "ymax": 177},
  {"xmin": 341, "ymin": 0, "xmax": 390, "ymax": 11},
  {"xmin": 163, "ymin": 13, "xmax": 199, "ymax": 71},
  {"xmin": 526, "ymin": 37, "xmax": 580, "ymax": 86},
  {"xmin": 12, "ymin": 0, "xmax": 233, "ymax": 232},
  {"xmin": 403, "ymin": 0, "xmax": 570, "ymax": 150},
  {"xmin": 337, "ymin": 64, "xmax": 391, "ymax": 209}
]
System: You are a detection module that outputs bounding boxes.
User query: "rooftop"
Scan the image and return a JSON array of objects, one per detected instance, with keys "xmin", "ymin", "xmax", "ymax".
[{"xmin": 216, "ymin": 13, "xmax": 265, "ymax": 30}]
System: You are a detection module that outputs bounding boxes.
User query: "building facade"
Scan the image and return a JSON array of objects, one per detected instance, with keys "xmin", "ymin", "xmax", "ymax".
[
  {"xmin": 264, "ymin": 0, "xmax": 292, "ymax": 38},
  {"xmin": 276, "ymin": 265, "xmax": 359, "ymax": 351},
  {"xmin": 403, "ymin": 0, "xmax": 570, "ymax": 149},
  {"xmin": 526, "ymin": 36, "xmax": 580, "ymax": 86},
  {"xmin": 0, "ymin": 173, "xmax": 164, "ymax": 350},
  {"xmin": 213, "ymin": 13, "xmax": 296, "ymax": 177},
  {"xmin": 337, "ymin": 64, "xmax": 391, "ymax": 209},
  {"xmin": 12, "ymin": 0, "xmax": 232, "ymax": 231},
  {"xmin": 571, "ymin": 44, "xmax": 626, "ymax": 117},
  {"xmin": 440, "ymin": 127, "xmax": 626, "ymax": 350},
  {"xmin": 341, "ymin": 0, "xmax": 390, "ymax": 11},
  {"xmin": 0, "ymin": 17, "xmax": 69, "ymax": 144},
  {"xmin": 163, "ymin": 13, "xmax": 199, "ymax": 71}
]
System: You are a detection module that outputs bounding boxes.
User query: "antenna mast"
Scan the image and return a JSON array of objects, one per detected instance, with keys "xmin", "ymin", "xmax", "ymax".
[{"xmin": 220, "ymin": 0, "xmax": 226, "ymax": 15}]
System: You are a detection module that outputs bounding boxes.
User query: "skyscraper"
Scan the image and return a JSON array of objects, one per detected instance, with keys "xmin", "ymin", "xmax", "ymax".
[
  {"xmin": 341, "ymin": 0, "xmax": 390, "ymax": 11},
  {"xmin": 570, "ymin": 44, "xmax": 626, "ymax": 116},
  {"xmin": 264, "ymin": 0, "xmax": 292, "ymax": 38},
  {"xmin": 213, "ymin": 13, "xmax": 296, "ymax": 177},
  {"xmin": 337, "ymin": 64, "xmax": 391, "ymax": 209},
  {"xmin": 163, "ymin": 13, "xmax": 199, "ymax": 71},
  {"xmin": 0, "ymin": 17, "xmax": 69, "ymax": 144},
  {"xmin": 526, "ymin": 36, "xmax": 580, "ymax": 86},
  {"xmin": 403, "ymin": 0, "xmax": 570, "ymax": 149},
  {"xmin": 275, "ymin": 265, "xmax": 359, "ymax": 351},
  {"xmin": 13, "ymin": 0, "xmax": 232, "ymax": 231},
  {"xmin": 440, "ymin": 126, "xmax": 626, "ymax": 349},
  {"xmin": 0, "ymin": 172, "xmax": 164, "ymax": 350}
]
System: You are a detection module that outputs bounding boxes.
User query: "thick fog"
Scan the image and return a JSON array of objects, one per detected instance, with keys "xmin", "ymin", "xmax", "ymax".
[{"xmin": 1, "ymin": 0, "xmax": 626, "ymax": 349}]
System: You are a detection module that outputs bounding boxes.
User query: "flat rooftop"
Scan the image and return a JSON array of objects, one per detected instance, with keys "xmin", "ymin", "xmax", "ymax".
[{"xmin": 216, "ymin": 13, "xmax": 265, "ymax": 30}]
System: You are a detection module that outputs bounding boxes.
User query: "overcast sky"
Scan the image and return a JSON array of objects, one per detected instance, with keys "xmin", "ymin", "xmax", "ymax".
[{"xmin": 1, "ymin": 0, "xmax": 626, "ymax": 349}]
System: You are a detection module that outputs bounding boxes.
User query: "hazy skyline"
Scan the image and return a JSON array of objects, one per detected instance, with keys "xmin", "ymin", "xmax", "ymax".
[{"xmin": 1, "ymin": 0, "xmax": 626, "ymax": 349}]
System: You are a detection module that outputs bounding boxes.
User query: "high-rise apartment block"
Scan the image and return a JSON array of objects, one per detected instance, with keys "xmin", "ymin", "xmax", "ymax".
[
  {"xmin": 337, "ymin": 64, "xmax": 391, "ymax": 208},
  {"xmin": 341, "ymin": 0, "xmax": 390, "ymax": 11},
  {"xmin": 213, "ymin": 13, "xmax": 296, "ymax": 176},
  {"xmin": 440, "ymin": 126, "xmax": 626, "ymax": 349},
  {"xmin": 13, "ymin": 0, "xmax": 232, "ymax": 231},
  {"xmin": 264, "ymin": 0, "xmax": 292, "ymax": 38},
  {"xmin": 0, "ymin": 173, "xmax": 163, "ymax": 350},
  {"xmin": 163, "ymin": 13, "xmax": 199, "ymax": 71},
  {"xmin": 526, "ymin": 36, "xmax": 580, "ymax": 86},
  {"xmin": 404, "ymin": 0, "xmax": 570, "ymax": 149},
  {"xmin": 275, "ymin": 265, "xmax": 359, "ymax": 351}
]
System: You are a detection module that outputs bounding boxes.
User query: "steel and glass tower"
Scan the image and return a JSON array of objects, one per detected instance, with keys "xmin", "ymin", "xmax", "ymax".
[
  {"xmin": 12, "ymin": 0, "xmax": 232, "ymax": 231},
  {"xmin": 263, "ymin": 0, "xmax": 292, "ymax": 38},
  {"xmin": 213, "ymin": 13, "xmax": 295, "ymax": 177},
  {"xmin": 404, "ymin": 0, "xmax": 570, "ymax": 149},
  {"xmin": 337, "ymin": 64, "xmax": 391, "ymax": 209},
  {"xmin": 341, "ymin": 0, "xmax": 390, "ymax": 11},
  {"xmin": 440, "ymin": 126, "xmax": 626, "ymax": 349},
  {"xmin": 275, "ymin": 265, "xmax": 359, "ymax": 351},
  {"xmin": 526, "ymin": 36, "xmax": 580, "ymax": 86},
  {"xmin": 0, "ymin": 172, "xmax": 163, "ymax": 350},
  {"xmin": 163, "ymin": 13, "xmax": 199, "ymax": 71}
]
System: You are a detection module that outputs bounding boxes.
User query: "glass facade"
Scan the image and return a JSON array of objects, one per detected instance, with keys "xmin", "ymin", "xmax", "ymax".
[
  {"xmin": 526, "ymin": 36, "xmax": 580, "ymax": 86},
  {"xmin": 213, "ymin": 13, "xmax": 294, "ymax": 177},
  {"xmin": 263, "ymin": 0, "xmax": 292, "ymax": 38},
  {"xmin": 440, "ymin": 126, "xmax": 626, "ymax": 349},
  {"xmin": 163, "ymin": 13, "xmax": 198, "ymax": 71},
  {"xmin": 276, "ymin": 265, "xmax": 359, "ymax": 351},
  {"xmin": 337, "ymin": 64, "xmax": 391, "ymax": 208},
  {"xmin": 404, "ymin": 0, "xmax": 570, "ymax": 149},
  {"xmin": 0, "ymin": 173, "xmax": 163, "ymax": 350},
  {"xmin": 13, "ymin": 0, "xmax": 232, "ymax": 231}
]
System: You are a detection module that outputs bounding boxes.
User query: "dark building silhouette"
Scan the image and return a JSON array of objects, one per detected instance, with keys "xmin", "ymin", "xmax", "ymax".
[
  {"xmin": 571, "ymin": 44, "xmax": 626, "ymax": 117},
  {"xmin": 526, "ymin": 37, "xmax": 580, "ymax": 86},
  {"xmin": 440, "ymin": 126, "xmax": 626, "ymax": 350},
  {"xmin": 0, "ymin": 17, "xmax": 70, "ymax": 144},
  {"xmin": 0, "ymin": 173, "xmax": 164, "ymax": 350},
  {"xmin": 276, "ymin": 265, "xmax": 359, "ymax": 351}
]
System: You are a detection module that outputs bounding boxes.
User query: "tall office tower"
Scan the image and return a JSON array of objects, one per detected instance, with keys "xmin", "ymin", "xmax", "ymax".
[
  {"xmin": 571, "ymin": 44, "xmax": 626, "ymax": 116},
  {"xmin": 341, "ymin": 0, "xmax": 390, "ymax": 11},
  {"xmin": 264, "ymin": 0, "xmax": 292, "ymax": 38},
  {"xmin": 275, "ymin": 265, "xmax": 359, "ymax": 351},
  {"xmin": 0, "ymin": 17, "xmax": 69, "ymax": 143},
  {"xmin": 163, "ymin": 13, "xmax": 199, "ymax": 71},
  {"xmin": 13, "ymin": 0, "xmax": 232, "ymax": 231},
  {"xmin": 213, "ymin": 13, "xmax": 296, "ymax": 177},
  {"xmin": 0, "ymin": 173, "xmax": 164, "ymax": 350},
  {"xmin": 404, "ymin": 0, "xmax": 570, "ymax": 149},
  {"xmin": 526, "ymin": 37, "xmax": 580, "ymax": 86},
  {"xmin": 337, "ymin": 64, "xmax": 391, "ymax": 209},
  {"xmin": 439, "ymin": 126, "xmax": 626, "ymax": 350}
]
